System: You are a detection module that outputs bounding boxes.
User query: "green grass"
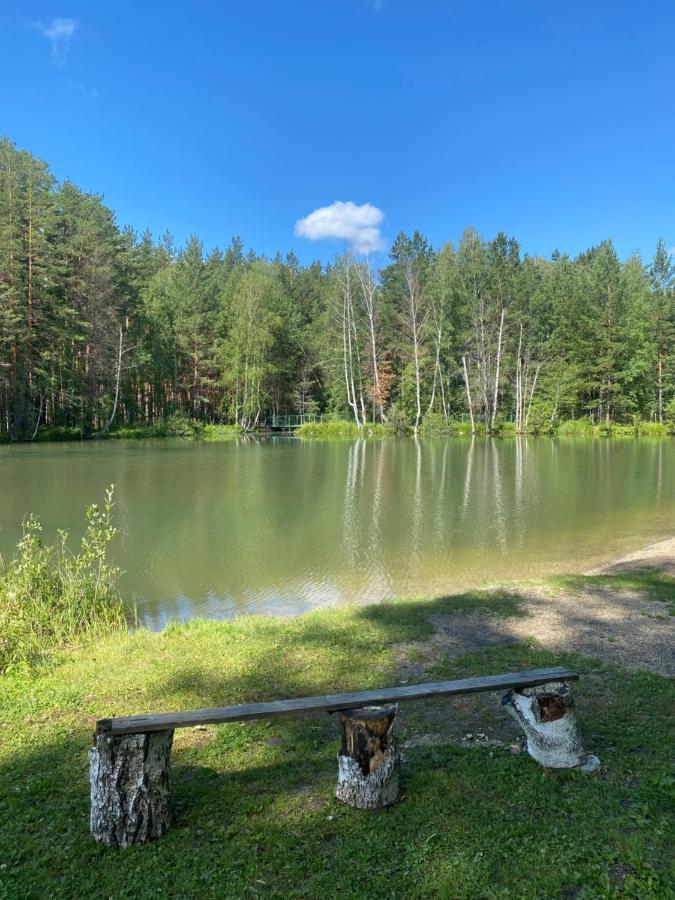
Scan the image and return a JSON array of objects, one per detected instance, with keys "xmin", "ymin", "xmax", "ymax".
[
  {"xmin": 0, "ymin": 581, "xmax": 673, "ymax": 898},
  {"xmin": 296, "ymin": 419, "xmax": 393, "ymax": 439},
  {"xmin": 201, "ymin": 424, "xmax": 242, "ymax": 441}
]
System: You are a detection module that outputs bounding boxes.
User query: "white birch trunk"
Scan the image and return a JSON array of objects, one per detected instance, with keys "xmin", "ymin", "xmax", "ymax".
[
  {"xmin": 490, "ymin": 306, "xmax": 505, "ymax": 432},
  {"xmin": 462, "ymin": 355, "xmax": 476, "ymax": 434},
  {"xmin": 89, "ymin": 730, "xmax": 174, "ymax": 847},
  {"xmin": 502, "ymin": 682, "xmax": 599, "ymax": 771}
]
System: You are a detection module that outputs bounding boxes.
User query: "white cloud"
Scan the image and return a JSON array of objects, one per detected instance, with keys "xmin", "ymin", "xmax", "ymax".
[
  {"xmin": 33, "ymin": 17, "xmax": 77, "ymax": 64},
  {"xmin": 295, "ymin": 201, "xmax": 386, "ymax": 254}
]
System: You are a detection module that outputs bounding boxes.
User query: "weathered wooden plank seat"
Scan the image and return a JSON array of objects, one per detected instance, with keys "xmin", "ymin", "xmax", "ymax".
[{"xmin": 89, "ymin": 666, "xmax": 599, "ymax": 848}]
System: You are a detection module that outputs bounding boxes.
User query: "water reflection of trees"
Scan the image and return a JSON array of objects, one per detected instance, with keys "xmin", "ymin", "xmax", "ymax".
[{"xmin": 131, "ymin": 438, "xmax": 675, "ymax": 623}]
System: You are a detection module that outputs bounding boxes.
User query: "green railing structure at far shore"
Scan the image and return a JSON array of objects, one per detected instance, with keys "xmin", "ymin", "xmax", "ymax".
[{"xmin": 263, "ymin": 414, "xmax": 322, "ymax": 430}]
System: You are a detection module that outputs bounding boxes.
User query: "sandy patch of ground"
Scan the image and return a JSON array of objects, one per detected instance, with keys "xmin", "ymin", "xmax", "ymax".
[
  {"xmin": 397, "ymin": 539, "xmax": 675, "ymax": 679},
  {"xmin": 586, "ymin": 536, "xmax": 675, "ymax": 577}
]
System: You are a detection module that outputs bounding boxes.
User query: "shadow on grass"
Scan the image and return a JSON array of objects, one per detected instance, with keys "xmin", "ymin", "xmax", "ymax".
[
  {"xmin": 550, "ymin": 569, "xmax": 675, "ymax": 615},
  {"xmin": 1, "ymin": 645, "xmax": 673, "ymax": 899},
  {"xmin": 2, "ymin": 582, "xmax": 673, "ymax": 896}
]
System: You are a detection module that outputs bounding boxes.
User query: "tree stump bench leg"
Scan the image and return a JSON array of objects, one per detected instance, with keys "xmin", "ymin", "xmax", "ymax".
[
  {"xmin": 89, "ymin": 730, "xmax": 174, "ymax": 847},
  {"xmin": 335, "ymin": 705, "xmax": 399, "ymax": 809},
  {"xmin": 502, "ymin": 681, "xmax": 600, "ymax": 772}
]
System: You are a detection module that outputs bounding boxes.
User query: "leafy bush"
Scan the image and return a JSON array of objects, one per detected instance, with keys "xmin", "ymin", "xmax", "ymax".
[
  {"xmin": 524, "ymin": 401, "xmax": 557, "ymax": 435},
  {"xmin": 156, "ymin": 412, "xmax": 204, "ymax": 437},
  {"xmin": 419, "ymin": 412, "xmax": 453, "ymax": 436},
  {"xmin": 665, "ymin": 397, "xmax": 675, "ymax": 433},
  {"xmin": 385, "ymin": 404, "xmax": 411, "ymax": 436},
  {"xmin": 35, "ymin": 426, "xmax": 84, "ymax": 442},
  {"xmin": 0, "ymin": 487, "xmax": 128, "ymax": 671},
  {"xmin": 110, "ymin": 412, "xmax": 204, "ymax": 440},
  {"xmin": 491, "ymin": 416, "xmax": 516, "ymax": 436}
]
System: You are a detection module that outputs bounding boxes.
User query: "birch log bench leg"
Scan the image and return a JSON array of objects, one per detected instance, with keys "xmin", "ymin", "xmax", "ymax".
[
  {"xmin": 502, "ymin": 680, "xmax": 601, "ymax": 772},
  {"xmin": 90, "ymin": 666, "xmax": 598, "ymax": 847}
]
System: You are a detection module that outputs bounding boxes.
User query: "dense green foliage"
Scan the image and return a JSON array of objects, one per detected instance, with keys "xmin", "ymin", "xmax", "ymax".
[
  {"xmin": 2, "ymin": 138, "xmax": 675, "ymax": 440},
  {"xmin": 0, "ymin": 585, "xmax": 672, "ymax": 896},
  {"xmin": 0, "ymin": 488, "xmax": 126, "ymax": 671}
]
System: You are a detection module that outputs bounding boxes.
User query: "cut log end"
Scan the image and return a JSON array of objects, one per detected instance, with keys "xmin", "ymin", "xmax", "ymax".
[
  {"xmin": 502, "ymin": 681, "xmax": 599, "ymax": 771},
  {"xmin": 335, "ymin": 705, "xmax": 400, "ymax": 809},
  {"xmin": 89, "ymin": 729, "xmax": 174, "ymax": 848}
]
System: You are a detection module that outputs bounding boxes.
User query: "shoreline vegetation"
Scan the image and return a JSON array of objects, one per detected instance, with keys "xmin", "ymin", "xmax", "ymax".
[
  {"xmin": 0, "ymin": 495, "xmax": 673, "ymax": 895},
  {"xmin": 1, "ymin": 411, "xmax": 674, "ymax": 444},
  {"xmin": 4, "ymin": 139, "xmax": 675, "ymax": 446}
]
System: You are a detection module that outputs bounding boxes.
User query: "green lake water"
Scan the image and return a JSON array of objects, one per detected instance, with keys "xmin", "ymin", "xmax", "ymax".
[{"xmin": 1, "ymin": 437, "xmax": 673, "ymax": 626}]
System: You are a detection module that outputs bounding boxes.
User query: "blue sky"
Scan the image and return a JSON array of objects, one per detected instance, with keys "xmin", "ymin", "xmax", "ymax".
[{"xmin": 1, "ymin": 1, "xmax": 674, "ymax": 263}]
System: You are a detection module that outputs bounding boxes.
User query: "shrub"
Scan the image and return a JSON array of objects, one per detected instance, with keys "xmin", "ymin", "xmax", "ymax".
[
  {"xmin": 158, "ymin": 412, "xmax": 204, "ymax": 437},
  {"xmin": 109, "ymin": 412, "xmax": 204, "ymax": 440},
  {"xmin": 665, "ymin": 397, "xmax": 675, "ymax": 433},
  {"xmin": 419, "ymin": 412, "xmax": 453, "ymax": 436},
  {"xmin": 524, "ymin": 401, "xmax": 557, "ymax": 435},
  {"xmin": 491, "ymin": 416, "xmax": 516, "ymax": 437},
  {"xmin": 0, "ymin": 487, "xmax": 128, "ymax": 671},
  {"xmin": 35, "ymin": 426, "xmax": 84, "ymax": 442},
  {"xmin": 385, "ymin": 404, "xmax": 411, "ymax": 436}
]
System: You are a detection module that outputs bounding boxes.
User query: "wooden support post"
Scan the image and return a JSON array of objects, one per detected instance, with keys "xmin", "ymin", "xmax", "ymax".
[
  {"xmin": 502, "ymin": 681, "xmax": 599, "ymax": 772},
  {"xmin": 89, "ymin": 730, "xmax": 174, "ymax": 847},
  {"xmin": 335, "ymin": 705, "xmax": 399, "ymax": 809}
]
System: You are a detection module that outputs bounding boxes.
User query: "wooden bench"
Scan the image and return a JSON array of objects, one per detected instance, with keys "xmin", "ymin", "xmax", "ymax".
[{"xmin": 90, "ymin": 666, "xmax": 599, "ymax": 848}]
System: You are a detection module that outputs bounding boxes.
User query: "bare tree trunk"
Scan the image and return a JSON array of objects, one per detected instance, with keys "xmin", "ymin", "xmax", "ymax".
[
  {"xmin": 657, "ymin": 336, "xmax": 664, "ymax": 423},
  {"xmin": 107, "ymin": 322, "xmax": 124, "ymax": 431},
  {"xmin": 524, "ymin": 363, "xmax": 543, "ymax": 432},
  {"xmin": 356, "ymin": 260, "xmax": 385, "ymax": 422},
  {"xmin": 515, "ymin": 322, "xmax": 523, "ymax": 432},
  {"xmin": 89, "ymin": 730, "xmax": 174, "ymax": 847},
  {"xmin": 462, "ymin": 355, "xmax": 476, "ymax": 434},
  {"xmin": 335, "ymin": 706, "xmax": 399, "ymax": 809},
  {"xmin": 402, "ymin": 262, "xmax": 426, "ymax": 434},
  {"xmin": 341, "ymin": 267, "xmax": 362, "ymax": 427},
  {"xmin": 30, "ymin": 396, "xmax": 43, "ymax": 441},
  {"xmin": 490, "ymin": 306, "xmax": 505, "ymax": 432}
]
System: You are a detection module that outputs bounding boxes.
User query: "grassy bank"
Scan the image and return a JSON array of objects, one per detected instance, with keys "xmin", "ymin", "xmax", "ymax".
[
  {"xmin": 2, "ymin": 415, "xmax": 672, "ymax": 445},
  {"xmin": 8, "ymin": 415, "xmax": 243, "ymax": 444},
  {"xmin": 297, "ymin": 416, "xmax": 673, "ymax": 440},
  {"xmin": 1, "ymin": 581, "xmax": 673, "ymax": 896}
]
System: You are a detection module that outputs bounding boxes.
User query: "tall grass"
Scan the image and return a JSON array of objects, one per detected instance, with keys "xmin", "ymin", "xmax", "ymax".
[
  {"xmin": 0, "ymin": 487, "xmax": 128, "ymax": 672},
  {"xmin": 297, "ymin": 419, "xmax": 393, "ymax": 438}
]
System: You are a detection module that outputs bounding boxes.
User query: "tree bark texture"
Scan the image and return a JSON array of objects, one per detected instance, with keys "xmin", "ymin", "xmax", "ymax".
[
  {"xmin": 502, "ymin": 681, "xmax": 599, "ymax": 771},
  {"xmin": 89, "ymin": 729, "xmax": 174, "ymax": 847},
  {"xmin": 335, "ymin": 705, "xmax": 399, "ymax": 809}
]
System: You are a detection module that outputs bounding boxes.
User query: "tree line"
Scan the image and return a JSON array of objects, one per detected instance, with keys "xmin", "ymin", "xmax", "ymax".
[{"xmin": 1, "ymin": 137, "xmax": 674, "ymax": 440}]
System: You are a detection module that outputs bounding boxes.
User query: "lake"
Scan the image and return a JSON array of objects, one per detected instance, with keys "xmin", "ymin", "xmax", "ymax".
[{"xmin": 1, "ymin": 437, "xmax": 673, "ymax": 626}]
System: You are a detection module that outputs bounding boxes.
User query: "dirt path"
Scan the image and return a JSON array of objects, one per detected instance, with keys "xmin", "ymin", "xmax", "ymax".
[{"xmin": 400, "ymin": 539, "xmax": 675, "ymax": 678}]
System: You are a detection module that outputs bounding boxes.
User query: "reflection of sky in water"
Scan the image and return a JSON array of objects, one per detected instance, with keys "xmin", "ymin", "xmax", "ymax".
[{"xmin": 0, "ymin": 437, "xmax": 672, "ymax": 628}]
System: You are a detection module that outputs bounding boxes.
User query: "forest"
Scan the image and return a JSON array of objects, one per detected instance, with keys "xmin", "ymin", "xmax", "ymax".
[{"xmin": 1, "ymin": 137, "xmax": 674, "ymax": 440}]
